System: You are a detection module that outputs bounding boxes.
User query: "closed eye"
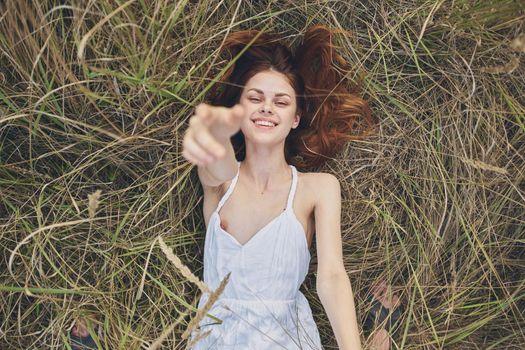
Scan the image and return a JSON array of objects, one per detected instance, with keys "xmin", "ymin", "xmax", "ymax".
[{"xmin": 249, "ymin": 98, "xmax": 288, "ymax": 106}]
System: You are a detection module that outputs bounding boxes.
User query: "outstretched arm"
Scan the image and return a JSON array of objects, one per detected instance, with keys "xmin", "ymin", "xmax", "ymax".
[{"xmin": 315, "ymin": 173, "xmax": 362, "ymax": 350}]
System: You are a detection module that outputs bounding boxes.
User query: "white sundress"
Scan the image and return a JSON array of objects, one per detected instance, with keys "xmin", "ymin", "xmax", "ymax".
[{"xmin": 188, "ymin": 161, "xmax": 323, "ymax": 349}]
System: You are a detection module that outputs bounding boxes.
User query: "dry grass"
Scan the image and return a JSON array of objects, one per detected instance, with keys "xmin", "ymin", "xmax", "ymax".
[
  {"xmin": 0, "ymin": 0, "xmax": 524, "ymax": 349},
  {"xmin": 158, "ymin": 237, "xmax": 211, "ymax": 295}
]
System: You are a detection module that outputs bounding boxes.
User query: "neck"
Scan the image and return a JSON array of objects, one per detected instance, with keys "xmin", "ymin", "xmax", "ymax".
[{"xmin": 240, "ymin": 156, "xmax": 290, "ymax": 195}]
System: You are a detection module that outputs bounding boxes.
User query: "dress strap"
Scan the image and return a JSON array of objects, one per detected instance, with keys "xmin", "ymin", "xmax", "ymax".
[
  {"xmin": 215, "ymin": 161, "xmax": 241, "ymax": 213},
  {"xmin": 286, "ymin": 165, "xmax": 298, "ymax": 211}
]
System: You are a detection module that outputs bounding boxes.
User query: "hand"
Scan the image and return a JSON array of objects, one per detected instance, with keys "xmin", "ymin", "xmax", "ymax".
[{"xmin": 182, "ymin": 102, "xmax": 245, "ymax": 167}]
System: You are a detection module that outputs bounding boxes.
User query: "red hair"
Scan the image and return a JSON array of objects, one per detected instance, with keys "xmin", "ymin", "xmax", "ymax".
[{"xmin": 207, "ymin": 24, "xmax": 375, "ymax": 171}]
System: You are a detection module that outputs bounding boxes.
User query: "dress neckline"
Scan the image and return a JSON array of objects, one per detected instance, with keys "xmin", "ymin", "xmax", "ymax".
[
  {"xmin": 214, "ymin": 210, "xmax": 289, "ymax": 248},
  {"xmin": 214, "ymin": 161, "xmax": 304, "ymax": 250},
  {"xmin": 215, "ymin": 211, "xmax": 310, "ymax": 259}
]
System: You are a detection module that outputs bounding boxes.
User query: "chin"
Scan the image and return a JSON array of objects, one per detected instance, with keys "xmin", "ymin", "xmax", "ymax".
[{"xmin": 245, "ymin": 133, "xmax": 286, "ymax": 147}]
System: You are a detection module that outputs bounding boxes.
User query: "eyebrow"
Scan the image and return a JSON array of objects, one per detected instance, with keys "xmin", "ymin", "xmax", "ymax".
[{"xmin": 248, "ymin": 88, "xmax": 291, "ymax": 98}]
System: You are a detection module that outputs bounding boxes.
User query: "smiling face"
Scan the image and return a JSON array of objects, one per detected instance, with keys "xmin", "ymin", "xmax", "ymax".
[{"xmin": 238, "ymin": 69, "xmax": 300, "ymax": 144}]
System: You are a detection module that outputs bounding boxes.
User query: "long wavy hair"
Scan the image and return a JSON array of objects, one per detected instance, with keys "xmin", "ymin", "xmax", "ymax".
[{"xmin": 207, "ymin": 24, "xmax": 375, "ymax": 171}]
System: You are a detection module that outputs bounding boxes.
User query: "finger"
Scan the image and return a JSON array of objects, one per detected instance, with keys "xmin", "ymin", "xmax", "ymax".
[
  {"xmin": 195, "ymin": 103, "xmax": 213, "ymax": 126},
  {"xmin": 230, "ymin": 104, "xmax": 245, "ymax": 121},
  {"xmin": 183, "ymin": 130, "xmax": 215, "ymax": 164},
  {"xmin": 391, "ymin": 294, "xmax": 401, "ymax": 308},
  {"xmin": 182, "ymin": 145, "xmax": 207, "ymax": 167},
  {"xmin": 225, "ymin": 104, "xmax": 245, "ymax": 126},
  {"xmin": 192, "ymin": 125, "xmax": 226, "ymax": 159},
  {"xmin": 186, "ymin": 120, "xmax": 223, "ymax": 160},
  {"xmin": 376, "ymin": 280, "xmax": 387, "ymax": 295},
  {"xmin": 370, "ymin": 329, "xmax": 390, "ymax": 350},
  {"xmin": 378, "ymin": 292, "xmax": 390, "ymax": 308},
  {"xmin": 374, "ymin": 282, "xmax": 387, "ymax": 300},
  {"xmin": 182, "ymin": 149, "xmax": 204, "ymax": 167},
  {"xmin": 182, "ymin": 143, "xmax": 208, "ymax": 167},
  {"xmin": 190, "ymin": 110, "xmax": 215, "ymax": 135},
  {"xmin": 378, "ymin": 285, "xmax": 394, "ymax": 308},
  {"xmin": 189, "ymin": 114, "xmax": 204, "ymax": 129},
  {"xmin": 212, "ymin": 105, "xmax": 233, "ymax": 124},
  {"xmin": 74, "ymin": 320, "xmax": 90, "ymax": 337}
]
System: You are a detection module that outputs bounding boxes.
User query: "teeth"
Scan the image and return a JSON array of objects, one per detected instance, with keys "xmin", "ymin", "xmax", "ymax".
[{"xmin": 254, "ymin": 120, "xmax": 276, "ymax": 127}]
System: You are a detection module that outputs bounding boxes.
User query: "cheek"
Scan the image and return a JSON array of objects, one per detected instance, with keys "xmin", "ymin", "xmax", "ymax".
[
  {"xmin": 285, "ymin": 110, "xmax": 297, "ymax": 125},
  {"xmin": 240, "ymin": 116, "xmax": 254, "ymax": 134}
]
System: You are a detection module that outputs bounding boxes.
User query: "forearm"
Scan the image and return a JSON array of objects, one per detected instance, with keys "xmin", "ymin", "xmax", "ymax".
[{"xmin": 317, "ymin": 273, "xmax": 362, "ymax": 350}]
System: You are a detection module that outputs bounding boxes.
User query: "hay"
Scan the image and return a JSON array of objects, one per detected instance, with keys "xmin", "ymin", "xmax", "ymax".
[{"xmin": 0, "ymin": 0, "xmax": 523, "ymax": 349}]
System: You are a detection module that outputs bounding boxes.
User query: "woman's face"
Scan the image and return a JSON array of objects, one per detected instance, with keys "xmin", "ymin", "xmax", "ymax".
[{"xmin": 238, "ymin": 70, "xmax": 300, "ymax": 144}]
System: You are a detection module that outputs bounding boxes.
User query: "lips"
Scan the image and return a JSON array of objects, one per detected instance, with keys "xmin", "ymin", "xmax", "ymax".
[
  {"xmin": 253, "ymin": 116, "xmax": 278, "ymax": 124},
  {"xmin": 253, "ymin": 121, "xmax": 276, "ymax": 129},
  {"xmin": 253, "ymin": 120, "xmax": 276, "ymax": 127},
  {"xmin": 252, "ymin": 117, "xmax": 279, "ymax": 128}
]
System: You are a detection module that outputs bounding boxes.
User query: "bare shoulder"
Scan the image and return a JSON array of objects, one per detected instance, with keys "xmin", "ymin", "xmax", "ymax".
[
  {"xmin": 311, "ymin": 172, "xmax": 340, "ymax": 185},
  {"xmin": 297, "ymin": 171, "xmax": 340, "ymax": 209},
  {"xmin": 304, "ymin": 171, "xmax": 340, "ymax": 196}
]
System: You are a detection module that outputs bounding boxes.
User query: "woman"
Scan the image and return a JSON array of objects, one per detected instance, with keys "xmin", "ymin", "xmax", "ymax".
[
  {"xmin": 69, "ymin": 25, "xmax": 403, "ymax": 350},
  {"xmin": 181, "ymin": 25, "xmax": 402, "ymax": 350}
]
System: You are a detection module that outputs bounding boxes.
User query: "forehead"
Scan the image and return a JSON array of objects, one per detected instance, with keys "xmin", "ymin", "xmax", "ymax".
[{"xmin": 244, "ymin": 71, "xmax": 295, "ymax": 97}]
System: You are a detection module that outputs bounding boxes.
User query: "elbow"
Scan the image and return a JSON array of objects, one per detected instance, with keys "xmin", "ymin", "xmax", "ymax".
[{"xmin": 316, "ymin": 271, "xmax": 348, "ymax": 294}]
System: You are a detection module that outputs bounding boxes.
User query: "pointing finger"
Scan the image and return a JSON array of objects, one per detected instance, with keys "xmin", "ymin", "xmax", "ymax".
[
  {"xmin": 195, "ymin": 103, "xmax": 212, "ymax": 126},
  {"xmin": 231, "ymin": 104, "xmax": 245, "ymax": 120},
  {"xmin": 193, "ymin": 123, "xmax": 226, "ymax": 159}
]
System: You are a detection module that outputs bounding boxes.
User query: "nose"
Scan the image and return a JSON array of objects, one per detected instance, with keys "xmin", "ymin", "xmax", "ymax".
[{"xmin": 259, "ymin": 102, "xmax": 273, "ymax": 115}]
